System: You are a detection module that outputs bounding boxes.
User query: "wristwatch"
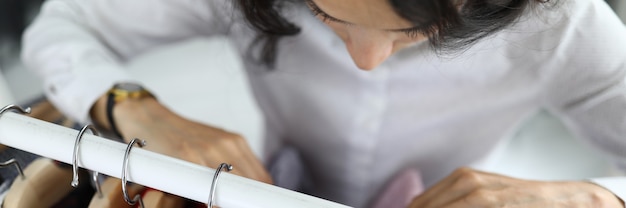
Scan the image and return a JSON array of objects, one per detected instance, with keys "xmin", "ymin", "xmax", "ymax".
[{"xmin": 106, "ymin": 83, "xmax": 155, "ymax": 138}]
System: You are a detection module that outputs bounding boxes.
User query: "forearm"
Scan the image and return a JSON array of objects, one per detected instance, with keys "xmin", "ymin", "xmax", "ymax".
[
  {"xmin": 89, "ymin": 92, "xmax": 273, "ymax": 183},
  {"xmin": 89, "ymin": 91, "xmax": 166, "ymax": 142}
]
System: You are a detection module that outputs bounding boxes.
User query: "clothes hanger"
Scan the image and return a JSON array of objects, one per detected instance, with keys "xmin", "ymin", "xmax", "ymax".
[
  {"xmin": 1, "ymin": 105, "xmax": 220, "ymax": 207},
  {"xmin": 1, "ymin": 105, "xmax": 74, "ymax": 207},
  {"xmin": 88, "ymin": 137, "xmax": 233, "ymax": 208},
  {"xmin": 0, "ymin": 105, "xmax": 28, "ymax": 154},
  {"xmin": 142, "ymin": 189, "xmax": 187, "ymax": 208},
  {"xmin": 2, "ymin": 157, "xmax": 75, "ymax": 207},
  {"xmin": 88, "ymin": 177, "xmax": 186, "ymax": 208},
  {"xmin": 87, "ymin": 177, "xmax": 143, "ymax": 208},
  {"xmin": 2, "ymin": 124, "xmax": 99, "ymax": 208},
  {"xmin": 88, "ymin": 138, "xmax": 186, "ymax": 208}
]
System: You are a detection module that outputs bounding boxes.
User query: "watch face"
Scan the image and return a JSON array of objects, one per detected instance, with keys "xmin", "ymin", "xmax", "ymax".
[{"xmin": 114, "ymin": 83, "xmax": 144, "ymax": 92}]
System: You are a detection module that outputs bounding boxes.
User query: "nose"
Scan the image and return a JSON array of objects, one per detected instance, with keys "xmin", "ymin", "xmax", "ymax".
[{"xmin": 344, "ymin": 28, "xmax": 394, "ymax": 70}]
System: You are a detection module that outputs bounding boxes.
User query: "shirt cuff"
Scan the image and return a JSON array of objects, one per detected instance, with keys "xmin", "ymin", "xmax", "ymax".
[{"xmin": 43, "ymin": 64, "xmax": 136, "ymax": 124}]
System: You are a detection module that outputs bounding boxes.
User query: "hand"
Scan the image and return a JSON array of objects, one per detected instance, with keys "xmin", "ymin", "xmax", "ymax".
[
  {"xmin": 91, "ymin": 95, "xmax": 272, "ymax": 184},
  {"xmin": 408, "ymin": 167, "xmax": 623, "ymax": 208}
]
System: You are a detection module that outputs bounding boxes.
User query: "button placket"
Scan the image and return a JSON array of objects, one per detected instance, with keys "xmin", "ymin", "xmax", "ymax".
[{"xmin": 345, "ymin": 65, "xmax": 391, "ymax": 205}]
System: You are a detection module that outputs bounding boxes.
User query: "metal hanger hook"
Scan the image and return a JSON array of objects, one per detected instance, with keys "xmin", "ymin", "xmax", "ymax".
[
  {"xmin": 122, "ymin": 138, "xmax": 147, "ymax": 208},
  {"xmin": 0, "ymin": 104, "xmax": 31, "ymax": 116},
  {"xmin": 0, "ymin": 159, "xmax": 25, "ymax": 179},
  {"xmin": 91, "ymin": 171, "xmax": 103, "ymax": 198},
  {"xmin": 208, "ymin": 163, "xmax": 233, "ymax": 207},
  {"xmin": 71, "ymin": 124, "xmax": 100, "ymax": 187},
  {"xmin": 0, "ymin": 105, "xmax": 31, "ymax": 181}
]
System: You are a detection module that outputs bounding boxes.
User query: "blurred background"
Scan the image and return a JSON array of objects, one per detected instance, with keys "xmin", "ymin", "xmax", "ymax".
[
  {"xmin": 0, "ymin": 0, "xmax": 44, "ymax": 105},
  {"xmin": 0, "ymin": 0, "xmax": 625, "ymax": 191}
]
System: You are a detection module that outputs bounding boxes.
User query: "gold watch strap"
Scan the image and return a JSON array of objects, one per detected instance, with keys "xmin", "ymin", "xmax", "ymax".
[
  {"xmin": 106, "ymin": 84, "xmax": 155, "ymax": 139},
  {"xmin": 108, "ymin": 88, "xmax": 154, "ymax": 103}
]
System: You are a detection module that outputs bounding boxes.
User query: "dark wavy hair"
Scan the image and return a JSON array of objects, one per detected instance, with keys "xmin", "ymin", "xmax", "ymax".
[{"xmin": 235, "ymin": 0, "xmax": 552, "ymax": 67}]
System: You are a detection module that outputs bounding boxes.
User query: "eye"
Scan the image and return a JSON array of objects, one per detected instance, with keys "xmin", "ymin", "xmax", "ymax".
[
  {"xmin": 397, "ymin": 28, "xmax": 422, "ymax": 38},
  {"xmin": 304, "ymin": 0, "xmax": 425, "ymax": 38},
  {"xmin": 305, "ymin": 0, "xmax": 350, "ymax": 25}
]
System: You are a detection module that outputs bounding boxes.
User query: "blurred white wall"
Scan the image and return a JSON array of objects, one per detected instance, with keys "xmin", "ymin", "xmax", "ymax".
[
  {"xmin": 2, "ymin": 63, "xmax": 42, "ymax": 104},
  {"xmin": 480, "ymin": 111, "xmax": 616, "ymax": 181},
  {"xmin": 0, "ymin": 70, "xmax": 15, "ymax": 107}
]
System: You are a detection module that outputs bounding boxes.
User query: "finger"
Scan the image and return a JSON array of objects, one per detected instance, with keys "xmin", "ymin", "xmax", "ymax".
[
  {"xmin": 409, "ymin": 167, "xmax": 485, "ymax": 208},
  {"xmin": 203, "ymin": 139, "xmax": 267, "ymax": 182},
  {"xmin": 234, "ymin": 141, "xmax": 273, "ymax": 183},
  {"xmin": 409, "ymin": 167, "xmax": 467, "ymax": 206},
  {"xmin": 204, "ymin": 148, "xmax": 258, "ymax": 182},
  {"xmin": 220, "ymin": 138, "xmax": 272, "ymax": 183},
  {"xmin": 441, "ymin": 189, "xmax": 503, "ymax": 208}
]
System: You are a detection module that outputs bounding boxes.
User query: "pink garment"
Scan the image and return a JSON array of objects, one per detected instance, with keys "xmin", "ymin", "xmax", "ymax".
[{"xmin": 371, "ymin": 169, "xmax": 424, "ymax": 208}]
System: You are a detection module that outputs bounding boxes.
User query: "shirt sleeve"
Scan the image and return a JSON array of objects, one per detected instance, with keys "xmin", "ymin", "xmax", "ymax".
[
  {"xmin": 540, "ymin": 0, "xmax": 626, "ymax": 202},
  {"xmin": 21, "ymin": 0, "xmax": 235, "ymax": 123}
]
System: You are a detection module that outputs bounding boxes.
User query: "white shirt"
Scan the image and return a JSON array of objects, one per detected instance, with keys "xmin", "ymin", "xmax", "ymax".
[{"xmin": 22, "ymin": 0, "xmax": 626, "ymax": 207}]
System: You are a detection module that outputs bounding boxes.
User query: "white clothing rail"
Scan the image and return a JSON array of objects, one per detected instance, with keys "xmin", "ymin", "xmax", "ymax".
[{"xmin": 0, "ymin": 111, "xmax": 350, "ymax": 208}]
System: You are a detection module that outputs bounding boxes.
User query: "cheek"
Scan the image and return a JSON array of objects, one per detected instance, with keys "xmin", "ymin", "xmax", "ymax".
[{"xmin": 325, "ymin": 23, "xmax": 350, "ymax": 42}]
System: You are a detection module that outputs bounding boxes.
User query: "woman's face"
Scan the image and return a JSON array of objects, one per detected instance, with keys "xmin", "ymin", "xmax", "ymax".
[{"xmin": 306, "ymin": 0, "xmax": 427, "ymax": 70}]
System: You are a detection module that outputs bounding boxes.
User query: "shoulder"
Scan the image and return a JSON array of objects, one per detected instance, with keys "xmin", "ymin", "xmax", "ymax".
[{"xmin": 490, "ymin": 0, "xmax": 625, "ymax": 64}]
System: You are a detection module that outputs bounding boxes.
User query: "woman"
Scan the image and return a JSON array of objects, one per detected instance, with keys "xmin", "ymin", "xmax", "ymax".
[{"xmin": 22, "ymin": 0, "xmax": 626, "ymax": 207}]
